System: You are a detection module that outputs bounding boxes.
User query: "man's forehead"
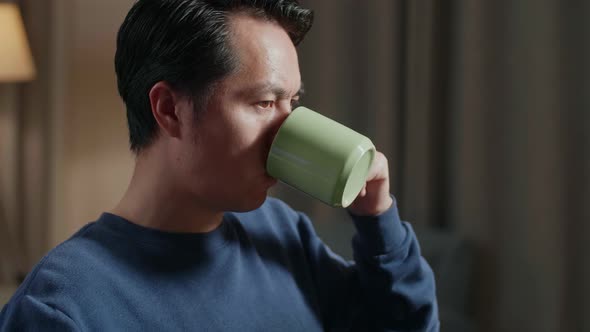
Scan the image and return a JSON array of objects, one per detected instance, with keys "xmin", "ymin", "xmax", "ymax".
[{"xmin": 223, "ymin": 13, "xmax": 302, "ymax": 97}]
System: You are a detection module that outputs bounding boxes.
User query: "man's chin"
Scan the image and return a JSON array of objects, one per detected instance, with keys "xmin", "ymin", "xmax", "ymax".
[{"xmin": 229, "ymin": 190, "xmax": 270, "ymax": 212}]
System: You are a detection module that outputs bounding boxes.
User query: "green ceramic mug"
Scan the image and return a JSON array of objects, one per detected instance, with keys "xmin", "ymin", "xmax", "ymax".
[{"xmin": 266, "ymin": 106, "xmax": 376, "ymax": 207}]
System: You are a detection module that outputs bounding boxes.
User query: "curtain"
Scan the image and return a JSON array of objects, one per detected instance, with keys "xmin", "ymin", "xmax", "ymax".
[
  {"xmin": 0, "ymin": 0, "xmax": 55, "ymax": 282},
  {"xmin": 438, "ymin": 1, "xmax": 588, "ymax": 331},
  {"xmin": 292, "ymin": 1, "xmax": 589, "ymax": 331}
]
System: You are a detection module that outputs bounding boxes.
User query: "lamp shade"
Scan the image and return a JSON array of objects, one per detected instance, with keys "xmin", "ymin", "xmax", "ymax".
[{"xmin": 0, "ymin": 3, "xmax": 35, "ymax": 82}]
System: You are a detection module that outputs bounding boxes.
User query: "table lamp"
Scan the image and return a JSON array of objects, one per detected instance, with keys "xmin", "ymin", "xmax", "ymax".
[{"xmin": 0, "ymin": 2, "xmax": 36, "ymax": 82}]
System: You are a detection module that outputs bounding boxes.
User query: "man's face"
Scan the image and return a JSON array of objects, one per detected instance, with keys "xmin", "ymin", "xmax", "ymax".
[{"xmin": 177, "ymin": 14, "xmax": 302, "ymax": 212}]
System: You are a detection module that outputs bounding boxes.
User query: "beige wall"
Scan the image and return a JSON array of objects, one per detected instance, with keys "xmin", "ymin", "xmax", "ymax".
[
  {"xmin": 49, "ymin": 0, "xmax": 135, "ymax": 247},
  {"xmin": 0, "ymin": 86, "xmax": 20, "ymax": 281},
  {"xmin": 0, "ymin": 1, "xmax": 137, "ymax": 267},
  {"xmin": 0, "ymin": 86, "xmax": 18, "ymax": 242}
]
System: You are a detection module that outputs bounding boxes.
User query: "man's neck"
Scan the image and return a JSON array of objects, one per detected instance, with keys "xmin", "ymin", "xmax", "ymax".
[{"xmin": 109, "ymin": 155, "xmax": 224, "ymax": 234}]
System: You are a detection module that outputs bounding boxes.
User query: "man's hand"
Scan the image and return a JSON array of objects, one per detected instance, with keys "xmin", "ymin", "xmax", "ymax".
[{"xmin": 347, "ymin": 151, "xmax": 394, "ymax": 216}]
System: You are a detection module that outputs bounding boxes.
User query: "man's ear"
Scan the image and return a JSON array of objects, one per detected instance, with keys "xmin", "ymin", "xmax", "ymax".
[{"xmin": 148, "ymin": 81, "xmax": 186, "ymax": 139}]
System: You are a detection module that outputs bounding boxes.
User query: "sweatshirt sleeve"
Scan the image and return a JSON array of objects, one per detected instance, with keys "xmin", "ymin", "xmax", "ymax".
[
  {"xmin": 297, "ymin": 198, "xmax": 440, "ymax": 332},
  {"xmin": 0, "ymin": 294, "xmax": 79, "ymax": 332}
]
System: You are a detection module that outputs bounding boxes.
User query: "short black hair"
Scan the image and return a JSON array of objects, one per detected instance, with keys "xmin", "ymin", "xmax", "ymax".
[{"xmin": 115, "ymin": 0, "xmax": 313, "ymax": 153}]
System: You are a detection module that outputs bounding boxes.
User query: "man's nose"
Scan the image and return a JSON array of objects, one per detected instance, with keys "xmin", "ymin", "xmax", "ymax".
[
  {"xmin": 277, "ymin": 104, "xmax": 292, "ymax": 122},
  {"xmin": 273, "ymin": 103, "xmax": 293, "ymax": 126},
  {"xmin": 269, "ymin": 105, "xmax": 293, "ymax": 139}
]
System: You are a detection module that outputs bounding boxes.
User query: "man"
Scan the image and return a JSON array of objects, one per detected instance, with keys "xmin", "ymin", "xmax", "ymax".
[{"xmin": 0, "ymin": 0, "xmax": 439, "ymax": 330}]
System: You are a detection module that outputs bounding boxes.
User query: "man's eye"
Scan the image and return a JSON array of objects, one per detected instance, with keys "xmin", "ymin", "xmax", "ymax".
[
  {"xmin": 256, "ymin": 101, "xmax": 274, "ymax": 109},
  {"xmin": 291, "ymin": 99, "xmax": 300, "ymax": 108}
]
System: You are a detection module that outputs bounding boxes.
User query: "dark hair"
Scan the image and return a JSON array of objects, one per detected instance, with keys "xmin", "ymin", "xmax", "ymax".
[{"xmin": 115, "ymin": 0, "xmax": 313, "ymax": 153}]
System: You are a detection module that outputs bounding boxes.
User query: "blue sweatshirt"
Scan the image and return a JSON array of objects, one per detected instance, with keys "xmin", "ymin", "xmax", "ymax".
[{"xmin": 0, "ymin": 197, "xmax": 439, "ymax": 331}]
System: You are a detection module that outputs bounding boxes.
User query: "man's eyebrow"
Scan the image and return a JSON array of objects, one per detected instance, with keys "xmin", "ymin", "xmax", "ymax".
[{"xmin": 240, "ymin": 81, "xmax": 305, "ymax": 98}]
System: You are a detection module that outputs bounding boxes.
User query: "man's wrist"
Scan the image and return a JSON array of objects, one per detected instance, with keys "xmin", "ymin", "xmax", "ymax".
[
  {"xmin": 350, "ymin": 198, "xmax": 406, "ymax": 254},
  {"xmin": 348, "ymin": 194, "xmax": 394, "ymax": 217}
]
